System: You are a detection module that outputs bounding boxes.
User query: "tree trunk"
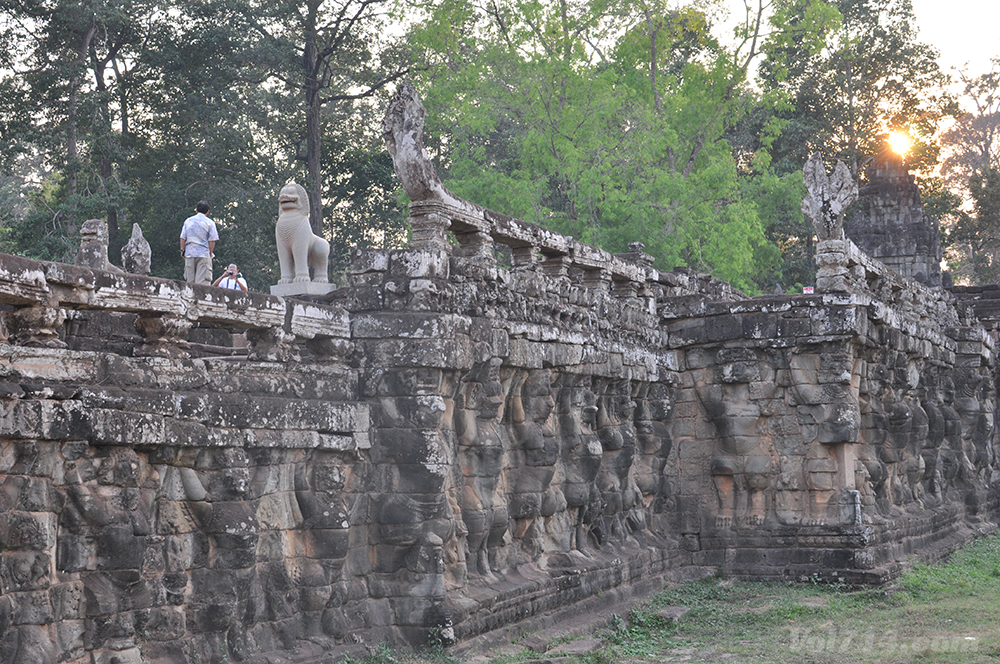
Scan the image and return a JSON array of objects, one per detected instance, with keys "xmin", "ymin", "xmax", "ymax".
[
  {"xmin": 67, "ymin": 20, "xmax": 98, "ymax": 199},
  {"xmin": 306, "ymin": 88, "xmax": 323, "ymax": 237},
  {"xmin": 303, "ymin": 0, "xmax": 324, "ymax": 237},
  {"xmin": 92, "ymin": 55, "xmax": 118, "ymax": 236}
]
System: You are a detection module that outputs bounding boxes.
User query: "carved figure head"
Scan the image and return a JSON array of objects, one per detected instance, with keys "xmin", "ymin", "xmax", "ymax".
[
  {"xmin": 80, "ymin": 218, "xmax": 109, "ymax": 244},
  {"xmin": 521, "ymin": 371, "xmax": 555, "ymax": 423},
  {"xmin": 278, "ymin": 182, "xmax": 309, "ymax": 215}
]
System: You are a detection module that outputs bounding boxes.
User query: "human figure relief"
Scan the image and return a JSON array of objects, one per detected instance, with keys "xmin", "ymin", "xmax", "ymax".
[
  {"xmin": 882, "ymin": 398, "xmax": 912, "ymax": 506},
  {"xmin": 939, "ymin": 376, "xmax": 966, "ymax": 491},
  {"xmin": 904, "ymin": 397, "xmax": 929, "ymax": 505},
  {"xmin": 455, "ymin": 362, "xmax": 510, "ymax": 577},
  {"xmin": 633, "ymin": 382, "xmax": 674, "ymax": 512},
  {"xmin": 953, "ymin": 370, "xmax": 995, "ymax": 481},
  {"xmin": 697, "ymin": 352, "xmax": 773, "ymax": 529},
  {"xmin": 788, "ymin": 349, "xmax": 861, "ymax": 524},
  {"xmin": 594, "ymin": 383, "xmax": 643, "ymax": 541},
  {"xmin": 953, "ymin": 370, "xmax": 986, "ymax": 481},
  {"xmin": 920, "ymin": 381, "xmax": 947, "ymax": 505},
  {"xmin": 557, "ymin": 381, "xmax": 603, "ymax": 552},
  {"xmin": 506, "ymin": 370, "xmax": 558, "ymax": 559}
]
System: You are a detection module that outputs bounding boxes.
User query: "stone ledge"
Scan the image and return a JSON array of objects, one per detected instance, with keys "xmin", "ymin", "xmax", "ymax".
[{"xmin": 270, "ymin": 282, "xmax": 337, "ymax": 297}]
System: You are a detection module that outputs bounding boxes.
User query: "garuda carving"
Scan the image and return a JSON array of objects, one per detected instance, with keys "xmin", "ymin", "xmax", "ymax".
[{"xmin": 801, "ymin": 153, "xmax": 858, "ymax": 241}]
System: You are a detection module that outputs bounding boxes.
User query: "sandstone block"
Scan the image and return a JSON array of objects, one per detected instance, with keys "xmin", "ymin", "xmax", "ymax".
[
  {"xmin": 55, "ymin": 619, "xmax": 85, "ymax": 661},
  {"xmin": 12, "ymin": 590, "xmax": 55, "ymax": 625},
  {"xmin": 352, "ymin": 312, "xmax": 470, "ymax": 340},
  {"xmin": 389, "ymin": 250, "xmax": 450, "ymax": 279},
  {"xmin": 290, "ymin": 301, "xmax": 350, "ymax": 340},
  {"xmin": 508, "ymin": 338, "xmax": 544, "ymax": 368},
  {"xmin": 2, "ymin": 551, "xmax": 51, "ymax": 592}
]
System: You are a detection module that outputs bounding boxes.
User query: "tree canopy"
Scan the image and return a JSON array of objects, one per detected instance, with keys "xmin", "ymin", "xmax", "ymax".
[
  {"xmin": 937, "ymin": 60, "xmax": 1000, "ymax": 284},
  {"xmin": 0, "ymin": 0, "xmax": 987, "ymax": 293},
  {"xmin": 408, "ymin": 0, "xmax": 844, "ymax": 293}
]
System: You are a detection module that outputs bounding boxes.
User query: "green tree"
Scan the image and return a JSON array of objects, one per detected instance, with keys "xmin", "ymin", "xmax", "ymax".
[
  {"xmin": 1, "ymin": 0, "xmax": 409, "ymax": 288},
  {"xmin": 760, "ymin": 0, "xmax": 953, "ymax": 178},
  {"xmin": 734, "ymin": 0, "xmax": 955, "ymax": 289},
  {"xmin": 0, "ymin": 0, "xmax": 167, "ymax": 260},
  {"xmin": 119, "ymin": 0, "xmax": 292, "ymax": 287},
  {"xmin": 411, "ymin": 0, "xmax": 832, "ymax": 293},
  {"xmin": 945, "ymin": 168, "xmax": 1000, "ymax": 284}
]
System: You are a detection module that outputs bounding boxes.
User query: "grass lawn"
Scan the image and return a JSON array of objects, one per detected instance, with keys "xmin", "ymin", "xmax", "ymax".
[
  {"xmin": 382, "ymin": 533, "xmax": 1000, "ymax": 664},
  {"xmin": 588, "ymin": 533, "xmax": 1000, "ymax": 664}
]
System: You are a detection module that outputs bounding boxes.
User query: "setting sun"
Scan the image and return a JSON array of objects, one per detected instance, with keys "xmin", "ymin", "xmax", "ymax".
[{"xmin": 888, "ymin": 130, "xmax": 913, "ymax": 156}]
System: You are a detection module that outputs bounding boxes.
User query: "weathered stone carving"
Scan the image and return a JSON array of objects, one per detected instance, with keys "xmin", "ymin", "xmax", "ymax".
[
  {"xmin": 121, "ymin": 222, "xmax": 152, "ymax": 275},
  {"xmin": 506, "ymin": 370, "xmax": 559, "ymax": 559},
  {"xmin": 2, "ymin": 305, "xmax": 67, "ymax": 347},
  {"xmin": 695, "ymin": 350, "xmax": 775, "ymax": 528},
  {"xmin": 801, "ymin": 153, "xmax": 858, "ymax": 241},
  {"xmin": 133, "ymin": 313, "xmax": 192, "ymax": 357},
  {"xmin": 557, "ymin": 379, "xmax": 603, "ymax": 552},
  {"xmin": 275, "ymin": 182, "xmax": 331, "ymax": 285},
  {"xmin": 455, "ymin": 361, "xmax": 509, "ymax": 577},
  {"xmin": 75, "ymin": 218, "xmax": 124, "ymax": 273},
  {"xmin": 382, "ymin": 82, "xmax": 462, "ymax": 208},
  {"xmin": 246, "ymin": 325, "xmax": 299, "ymax": 362}
]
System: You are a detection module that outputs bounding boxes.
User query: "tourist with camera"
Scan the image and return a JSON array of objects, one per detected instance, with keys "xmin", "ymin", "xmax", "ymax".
[{"xmin": 213, "ymin": 263, "xmax": 248, "ymax": 291}]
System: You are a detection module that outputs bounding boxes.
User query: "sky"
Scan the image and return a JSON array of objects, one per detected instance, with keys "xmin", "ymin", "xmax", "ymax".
[
  {"xmin": 909, "ymin": 0, "xmax": 1000, "ymax": 78},
  {"xmin": 718, "ymin": 0, "xmax": 999, "ymax": 81}
]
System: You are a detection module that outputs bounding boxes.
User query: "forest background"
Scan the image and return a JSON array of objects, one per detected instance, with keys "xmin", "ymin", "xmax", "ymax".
[{"xmin": 1, "ymin": 0, "xmax": 999, "ymax": 294}]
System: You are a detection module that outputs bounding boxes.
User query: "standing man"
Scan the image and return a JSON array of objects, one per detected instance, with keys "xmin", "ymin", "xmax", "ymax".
[{"xmin": 179, "ymin": 201, "xmax": 219, "ymax": 285}]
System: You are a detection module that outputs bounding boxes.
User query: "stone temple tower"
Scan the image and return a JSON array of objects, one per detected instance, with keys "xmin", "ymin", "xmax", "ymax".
[{"xmin": 843, "ymin": 151, "xmax": 942, "ymax": 287}]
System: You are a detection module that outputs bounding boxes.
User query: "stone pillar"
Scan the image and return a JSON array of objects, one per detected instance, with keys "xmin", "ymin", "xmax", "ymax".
[
  {"xmin": 582, "ymin": 268, "xmax": 611, "ymax": 294},
  {"xmin": 510, "ymin": 245, "xmax": 539, "ymax": 271},
  {"xmin": 454, "ymin": 230, "xmax": 495, "ymax": 264},
  {"xmin": 612, "ymin": 279, "xmax": 637, "ymax": 299},
  {"xmin": 815, "ymin": 239, "xmax": 852, "ymax": 293},
  {"xmin": 540, "ymin": 253, "xmax": 571, "ymax": 279},
  {"xmin": 615, "ymin": 242, "xmax": 654, "ymax": 301},
  {"xmin": 408, "ymin": 208, "xmax": 452, "ymax": 254}
]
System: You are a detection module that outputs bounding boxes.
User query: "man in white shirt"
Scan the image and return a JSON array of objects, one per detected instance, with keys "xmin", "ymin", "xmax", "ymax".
[
  {"xmin": 213, "ymin": 263, "xmax": 248, "ymax": 291},
  {"xmin": 179, "ymin": 201, "xmax": 219, "ymax": 285}
]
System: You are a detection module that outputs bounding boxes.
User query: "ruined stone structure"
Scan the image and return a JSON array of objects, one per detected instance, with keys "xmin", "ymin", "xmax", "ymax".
[
  {"xmin": 75, "ymin": 220, "xmax": 124, "ymax": 276},
  {"xmin": 0, "ymin": 87, "xmax": 997, "ymax": 664},
  {"xmin": 844, "ymin": 151, "xmax": 943, "ymax": 287}
]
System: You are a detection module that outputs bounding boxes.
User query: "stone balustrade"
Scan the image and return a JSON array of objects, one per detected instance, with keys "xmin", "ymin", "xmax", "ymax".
[
  {"xmin": 408, "ymin": 200, "xmax": 650, "ymax": 286},
  {"xmin": 0, "ymin": 253, "xmax": 348, "ymax": 359}
]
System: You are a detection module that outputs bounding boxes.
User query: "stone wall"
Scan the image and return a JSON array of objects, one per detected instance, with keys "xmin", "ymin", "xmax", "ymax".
[
  {"xmin": 0, "ymin": 199, "xmax": 996, "ymax": 663},
  {"xmin": 0, "ymin": 117, "xmax": 997, "ymax": 662}
]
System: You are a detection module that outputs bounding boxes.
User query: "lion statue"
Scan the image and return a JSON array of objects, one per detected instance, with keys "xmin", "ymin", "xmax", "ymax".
[{"xmin": 275, "ymin": 182, "xmax": 330, "ymax": 284}]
